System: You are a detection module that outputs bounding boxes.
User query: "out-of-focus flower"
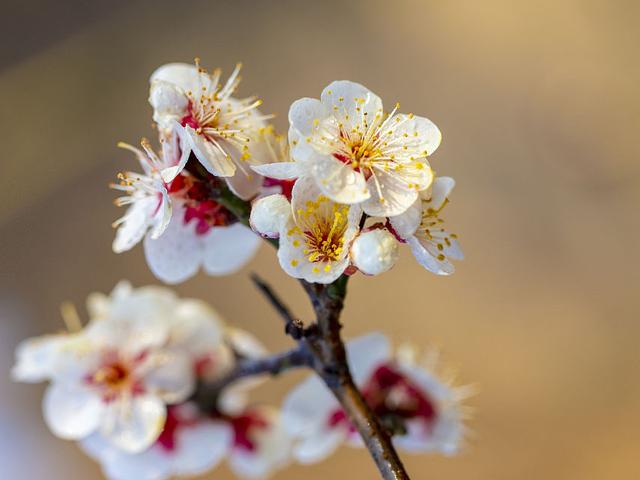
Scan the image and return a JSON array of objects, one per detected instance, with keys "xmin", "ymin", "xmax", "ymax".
[
  {"xmin": 254, "ymin": 80, "xmax": 439, "ymax": 216},
  {"xmin": 66, "ymin": 284, "xmax": 289, "ymax": 480},
  {"xmin": 12, "ymin": 282, "xmax": 199, "ymax": 453},
  {"xmin": 250, "ymin": 176, "xmax": 362, "ymax": 283},
  {"xmin": 388, "ymin": 176, "xmax": 463, "ymax": 275},
  {"xmin": 82, "ymin": 404, "xmax": 291, "ymax": 480},
  {"xmin": 111, "ymin": 136, "xmax": 261, "ymax": 284},
  {"xmin": 282, "ymin": 333, "xmax": 469, "ymax": 463},
  {"xmin": 149, "ymin": 60, "xmax": 270, "ymax": 200}
]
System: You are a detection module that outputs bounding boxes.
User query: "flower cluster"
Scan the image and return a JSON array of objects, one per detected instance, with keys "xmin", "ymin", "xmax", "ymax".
[
  {"xmin": 13, "ymin": 282, "xmax": 469, "ymax": 479},
  {"xmin": 112, "ymin": 60, "xmax": 462, "ymax": 285},
  {"xmin": 12, "ymin": 282, "xmax": 291, "ymax": 480}
]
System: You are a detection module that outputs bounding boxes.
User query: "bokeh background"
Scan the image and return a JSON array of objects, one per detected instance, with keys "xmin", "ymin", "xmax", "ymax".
[{"xmin": 2, "ymin": 0, "xmax": 639, "ymax": 478}]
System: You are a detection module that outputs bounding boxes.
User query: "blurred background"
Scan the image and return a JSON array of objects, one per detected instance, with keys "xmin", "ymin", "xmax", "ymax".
[{"xmin": 1, "ymin": 0, "xmax": 639, "ymax": 478}]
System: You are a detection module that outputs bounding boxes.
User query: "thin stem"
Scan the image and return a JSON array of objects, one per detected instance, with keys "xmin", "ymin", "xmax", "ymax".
[{"xmin": 192, "ymin": 346, "xmax": 311, "ymax": 412}]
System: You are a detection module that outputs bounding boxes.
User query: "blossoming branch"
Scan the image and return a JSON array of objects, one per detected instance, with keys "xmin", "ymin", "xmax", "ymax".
[{"xmin": 13, "ymin": 59, "xmax": 471, "ymax": 480}]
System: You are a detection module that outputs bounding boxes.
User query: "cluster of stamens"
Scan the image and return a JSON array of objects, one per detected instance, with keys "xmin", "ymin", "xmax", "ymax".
[{"xmin": 288, "ymin": 195, "xmax": 349, "ymax": 272}]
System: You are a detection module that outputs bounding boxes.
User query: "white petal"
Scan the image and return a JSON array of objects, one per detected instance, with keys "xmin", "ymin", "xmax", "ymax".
[
  {"xmin": 180, "ymin": 125, "xmax": 236, "ymax": 177},
  {"xmin": 249, "ymin": 194, "xmax": 292, "ymax": 237},
  {"xmin": 388, "ymin": 197, "xmax": 422, "ymax": 238},
  {"xmin": 12, "ymin": 334, "xmax": 68, "ymax": 382},
  {"xmin": 225, "ymin": 170, "xmax": 263, "ymax": 201},
  {"xmin": 226, "ymin": 327, "xmax": 268, "ymax": 359},
  {"xmin": 113, "ymin": 196, "xmax": 157, "ymax": 254},
  {"xmin": 311, "ymin": 155, "xmax": 370, "ymax": 204},
  {"xmin": 228, "ymin": 407, "xmax": 291, "ymax": 479},
  {"xmin": 82, "ymin": 433, "xmax": 171, "ymax": 480},
  {"xmin": 43, "ymin": 383, "xmax": 103, "ymax": 439},
  {"xmin": 427, "ymin": 176, "xmax": 456, "ymax": 210},
  {"xmin": 350, "ymin": 229, "xmax": 399, "ymax": 275},
  {"xmin": 148, "ymin": 80, "xmax": 189, "ymax": 131},
  {"xmin": 346, "ymin": 333, "xmax": 392, "ymax": 385},
  {"xmin": 288, "ymin": 97, "xmax": 331, "ymax": 137},
  {"xmin": 143, "ymin": 214, "xmax": 203, "ymax": 284},
  {"xmin": 251, "ymin": 161, "xmax": 303, "ymax": 180},
  {"xmin": 362, "ymin": 173, "xmax": 419, "ymax": 217},
  {"xmin": 150, "ymin": 63, "xmax": 202, "ymax": 94},
  {"xmin": 140, "ymin": 351, "xmax": 195, "ymax": 404},
  {"xmin": 102, "ymin": 395, "xmax": 166, "ymax": 453},
  {"xmin": 407, "ymin": 236, "xmax": 455, "ymax": 275},
  {"xmin": 391, "ymin": 113, "xmax": 442, "ymax": 156},
  {"xmin": 169, "ymin": 299, "xmax": 226, "ymax": 356},
  {"xmin": 202, "ymin": 223, "xmax": 261, "ymax": 275},
  {"xmin": 320, "ymin": 80, "xmax": 383, "ymax": 126},
  {"xmin": 294, "ymin": 426, "xmax": 346, "ymax": 464},
  {"xmin": 282, "ymin": 374, "xmax": 337, "ymax": 437},
  {"xmin": 171, "ymin": 421, "xmax": 233, "ymax": 475}
]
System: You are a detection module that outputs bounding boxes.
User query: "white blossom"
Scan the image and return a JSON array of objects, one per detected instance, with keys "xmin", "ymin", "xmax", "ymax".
[
  {"xmin": 12, "ymin": 282, "xmax": 198, "ymax": 453},
  {"xmin": 111, "ymin": 136, "xmax": 261, "ymax": 284},
  {"xmin": 149, "ymin": 60, "xmax": 270, "ymax": 200},
  {"xmin": 389, "ymin": 176, "xmax": 463, "ymax": 275},
  {"xmin": 282, "ymin": 333, "xmax": 468, "ymax": 463},
  {"xmin": 250, "ymin": 176, "xmax": 362, "ymax": 283},
  {"xmin": 254, "ymin": 80, "xmax": 439, "ymax": 216}
]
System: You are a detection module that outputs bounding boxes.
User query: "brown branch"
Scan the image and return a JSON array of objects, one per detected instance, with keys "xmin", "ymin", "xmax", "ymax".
[
  {"xmin": 192, "ymin": 346, "xmax": 311, "ymax": 412},
  {"xmin": 302, "ymin": 277, "xmax": 410, "ymax": 480}
]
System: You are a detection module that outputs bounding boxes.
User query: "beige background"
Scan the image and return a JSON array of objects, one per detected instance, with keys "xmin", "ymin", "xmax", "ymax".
[{"xmin": 1, "ymin": 0, "xmax": 639, "ymax": 478}]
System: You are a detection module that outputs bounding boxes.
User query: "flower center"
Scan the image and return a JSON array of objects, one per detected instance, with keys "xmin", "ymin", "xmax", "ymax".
[
  {"xmin": 229, "ymin": 410, "xmax": 269, "ymax": 452},
  {"xmin": 328, "ymin": 363, "xmax": 437, "ymax": 435},
  {"xmin": 295, "ymin": 196, "xmax": 349, "ymax": 263},
  {"xmin": 334, "ymin": 133, "xmax": 381, "ymax": 175}
]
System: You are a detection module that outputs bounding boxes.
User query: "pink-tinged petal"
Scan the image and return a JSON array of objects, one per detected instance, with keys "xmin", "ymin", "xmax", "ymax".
[
  {"xmin": 320, "ymin": 80, "xmax": 383, "ymax": 126},
  {"xmin": 228, "ymin": 407, "xmax": 291, "ymax": 479},
  {"xmin": 288, "ymin": 97, "xmax": 331, "ymax": 137},
  {"xmin": 362, "ymin": 173, "xmax": 419, "ymax": 217},
  {"xmin": 350, "ymin": 229, "xmax": 399, "ymax": 276},
  {"xmin": 143, "ymin": 215, "xmax": 203, "ymax": 284},
  {"xmin": 225, "ymin": 170, "xmax": 263, "ymax": 201},
  {"xmin": 311, "ymin": 155, "xmax": 370, "ymax": 204},
  {"xmin": 140, "ymin": 351, "xmax": 195, "ymax": 404},
  {"xmin": 113, "ymin": 196, "xmax": 157, "ymax": 254},
  {"xmin": 346, "ymin": 333, "xmax": 392, "ymax": 385},
  {"xmin": 294, "ymin": 426, "xmax": 346, "ymax": 464},
  {"xmin": 388, "ymin": 197, "xmax": 422, "ymax": 238},
  {"xmin": 102, "ymin": 395, "xmax": 166, "ymax": 453},
  {"xmin": 202, "ymin": 224, "xmax": 260, "ymax": 276},
  {"xmin": 251, "ymin": 161, "xmax": 303, "ymax": 180},
  {"xmin": 171, "ymin": 421, "xmax": 233, "ymax": 475},
  {"xmin": 43, "ymin": 383, "xmax": 103, "ymax": 440},
  {"xmin": 249, "ymin": 194, "xmax": 292, "ymax": 237},
  {"xmin": 426, "ymin": 176, "xmax": 456, "ymax": 211}
]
